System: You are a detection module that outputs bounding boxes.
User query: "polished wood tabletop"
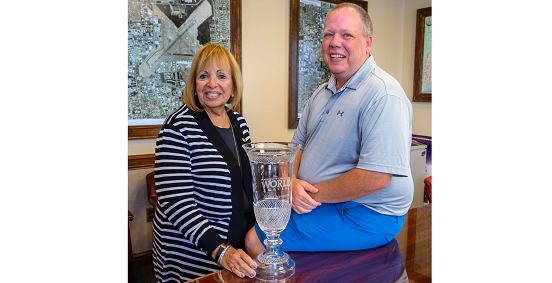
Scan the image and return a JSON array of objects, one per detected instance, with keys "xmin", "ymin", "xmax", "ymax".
[{"xmin": 187, "ymin": 204, "xmax": 431, "ymax": 283}]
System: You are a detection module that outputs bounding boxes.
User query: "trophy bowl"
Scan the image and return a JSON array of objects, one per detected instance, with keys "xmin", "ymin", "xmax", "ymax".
[{"xmin": 242, "ymin": 142, "xmax": 300, "ymax": 281}]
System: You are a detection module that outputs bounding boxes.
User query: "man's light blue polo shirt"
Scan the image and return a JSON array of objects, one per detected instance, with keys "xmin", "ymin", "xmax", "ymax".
[{"xmin": 291, "ymin": 55, "xmax": 414, "ymax": 216}]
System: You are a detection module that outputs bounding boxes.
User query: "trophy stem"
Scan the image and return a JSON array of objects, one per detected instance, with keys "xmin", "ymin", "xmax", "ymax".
[
  {"xmin": 264, "ymin": 234, "xmax": 283, "ymax": 257},
  {"xmin": 254, "ymin": 234, "xmax": 295, "ymax": 281}
]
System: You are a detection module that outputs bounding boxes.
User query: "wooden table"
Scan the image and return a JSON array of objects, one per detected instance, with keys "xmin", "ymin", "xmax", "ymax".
[{"xmin": 187, "ymin": 204, "xmax": 431, "ymax": 283}]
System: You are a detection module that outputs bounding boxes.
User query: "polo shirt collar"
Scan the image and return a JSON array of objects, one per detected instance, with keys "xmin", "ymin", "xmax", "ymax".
[{"xmin": 326, "ymin": 55, "xmax": 376, "ymax": 94}]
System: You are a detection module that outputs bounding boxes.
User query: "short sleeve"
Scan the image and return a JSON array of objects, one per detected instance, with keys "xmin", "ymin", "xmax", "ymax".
[{"xmin": 357, "ymin": 95, "xmax": 411, "ymax": 177}]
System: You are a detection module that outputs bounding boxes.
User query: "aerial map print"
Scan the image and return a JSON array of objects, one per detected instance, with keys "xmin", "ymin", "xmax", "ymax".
[
  {"xmin": 297, "ymin": 0, "xmax": 335, "ymax": 117},
  {"xmin": 421, "ymin": 15, "xmax": 432, "ymax": 93},
  {"xmin": 128, "ymin": 0, "xmax": 231, "ymax": 123}
]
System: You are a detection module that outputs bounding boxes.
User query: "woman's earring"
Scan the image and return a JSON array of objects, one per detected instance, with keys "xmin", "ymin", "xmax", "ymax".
[
  {"xmin": 194, "ymin": 92, "xmax": 197, "ymax": 95},
  {"xmin": 231, "ymin": 94, "xmax": 234, "ymax": 97}
]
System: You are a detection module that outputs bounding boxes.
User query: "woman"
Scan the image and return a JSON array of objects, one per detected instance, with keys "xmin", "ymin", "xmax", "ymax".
[{"xmin": 152, "ymin": 43, "xmax": 257, "ymax": 282}]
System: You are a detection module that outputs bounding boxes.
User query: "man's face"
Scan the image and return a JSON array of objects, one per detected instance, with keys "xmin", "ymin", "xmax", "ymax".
[{"xmin": 322, "ymin": 8, "xmax": 372, "ymax": 86}]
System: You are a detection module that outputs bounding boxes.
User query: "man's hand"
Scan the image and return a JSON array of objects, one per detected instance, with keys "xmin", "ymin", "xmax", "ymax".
[{"xmin": 292, "ymin": 178, "xmax": 321, "ymax": 214}]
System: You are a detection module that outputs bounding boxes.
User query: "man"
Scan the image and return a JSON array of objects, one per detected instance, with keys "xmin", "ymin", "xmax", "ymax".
[{"xmin": 246, "ymin": 3, "xmax": 413, "ymax": 255}]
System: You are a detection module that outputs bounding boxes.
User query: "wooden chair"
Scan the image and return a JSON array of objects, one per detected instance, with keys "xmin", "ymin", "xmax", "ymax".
[{"xmin": 146, "ymin": 171, "xmax": 158, "ymax": 208}]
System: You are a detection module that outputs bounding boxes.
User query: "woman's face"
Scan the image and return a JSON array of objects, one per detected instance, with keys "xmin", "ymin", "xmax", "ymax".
[{"xmin": 195, "ymin": 60, "xmax": 233, "ymax": 113}]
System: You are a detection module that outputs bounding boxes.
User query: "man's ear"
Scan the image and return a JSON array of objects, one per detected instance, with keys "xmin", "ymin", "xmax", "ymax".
[{"xmin": 365, "ymin": 35, "xmax": 373, "ymax": 56}]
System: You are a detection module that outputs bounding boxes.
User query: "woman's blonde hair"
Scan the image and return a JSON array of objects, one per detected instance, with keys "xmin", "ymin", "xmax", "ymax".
[{"xmin": 183, "ymin": 43, "xmax": 243, "ymax": 112}]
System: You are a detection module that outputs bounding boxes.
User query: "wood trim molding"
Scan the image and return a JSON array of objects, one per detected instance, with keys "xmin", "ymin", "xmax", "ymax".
[
  {"xmin": 128, "ymin": 125, "xmax": 162, "ymax": 140},
  {"xmin": 133, "ymin": 250, "xmax": 153, "ymax": 258},
  {"xmin": 128, "ymin": 154, "xmax": 155, "ymax": 170}
]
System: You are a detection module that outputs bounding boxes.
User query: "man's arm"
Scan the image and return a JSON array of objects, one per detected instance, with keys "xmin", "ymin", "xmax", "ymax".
[
  {"xmin": 310, "ymin": 168, "xmax": 391, "ymax": 203},
  {"xmin": 291, "ymin": 149, "xmax": 392, "ymax": 212}
]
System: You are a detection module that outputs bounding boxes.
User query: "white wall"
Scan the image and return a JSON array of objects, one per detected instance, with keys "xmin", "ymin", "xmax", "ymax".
[
  {"xmin": 367, "ymin": 0, "xmax": 405, "ymax": 80},
  {"xmin": 128, "ymin": 0, "xmax": 433, "ymax": 254},
  {"xmin": 242, "ymin": 0, "xmax": 296, "ymax": 142}
]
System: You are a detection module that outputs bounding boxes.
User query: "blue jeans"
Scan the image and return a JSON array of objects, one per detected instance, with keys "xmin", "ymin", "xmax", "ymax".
[{"xmin": 254, "ymin": 201, "xmax": 405, "ymax": 251}]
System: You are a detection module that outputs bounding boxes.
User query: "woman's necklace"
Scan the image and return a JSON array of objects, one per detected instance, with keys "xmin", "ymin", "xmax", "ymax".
[
  {"xmin": 208, "ymin": 111, "xmax": 228, "ymax": 128},
  {"xmin": 216, "ymin": 117, "xmax": 227, "ymax": 128}
]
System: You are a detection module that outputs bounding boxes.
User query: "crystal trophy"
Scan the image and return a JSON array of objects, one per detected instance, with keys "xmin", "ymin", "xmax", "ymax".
[{"xmin": 242, "ymin": 142, "xmax": 300, "ymax": 281}]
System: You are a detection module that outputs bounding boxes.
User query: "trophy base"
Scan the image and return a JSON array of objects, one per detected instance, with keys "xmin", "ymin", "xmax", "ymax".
[{"xmin": 254, "ymin": 254, "xmax": 295, "ymax": 281}]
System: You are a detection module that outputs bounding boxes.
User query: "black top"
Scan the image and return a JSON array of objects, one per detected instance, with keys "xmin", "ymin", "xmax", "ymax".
[{"xmin": 216, "ymin": 126, "xmax": 251, "ymax": 217}]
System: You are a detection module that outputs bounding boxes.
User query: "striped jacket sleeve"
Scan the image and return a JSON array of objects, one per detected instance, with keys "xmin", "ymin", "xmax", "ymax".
[{"xmin": 154, "ymin": 121, "xmax": 222, "ymax": 255}]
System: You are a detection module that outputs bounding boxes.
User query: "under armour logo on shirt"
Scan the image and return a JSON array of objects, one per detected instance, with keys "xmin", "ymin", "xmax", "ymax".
[{"xmin": 337, "ymin": 110, "xmax": 345, "ymax": 116}]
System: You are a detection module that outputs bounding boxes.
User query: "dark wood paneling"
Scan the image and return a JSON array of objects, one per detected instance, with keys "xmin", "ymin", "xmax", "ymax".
[
  {"xmin": 128, "ymin": 125, "xmax": 162, "ymax": 140},
  {"xmin": 128, "ymin": 154, "xmax": 155, "ymax": 170}
]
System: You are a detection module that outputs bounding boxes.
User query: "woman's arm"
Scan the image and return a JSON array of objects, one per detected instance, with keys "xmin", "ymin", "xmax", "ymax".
[{"xmin": 154, "ymin": 124, "xmax": 222, "ymax": 255}]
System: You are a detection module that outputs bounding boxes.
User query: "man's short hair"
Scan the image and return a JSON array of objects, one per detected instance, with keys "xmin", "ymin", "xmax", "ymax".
[{"xmin": 326, "ymin": 3, "xmax": 373, "ymax": 37}]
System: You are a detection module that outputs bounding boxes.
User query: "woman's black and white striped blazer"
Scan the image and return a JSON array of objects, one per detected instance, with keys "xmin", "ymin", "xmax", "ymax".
[{"xmin": 151, "ymin": 104, "xmax": 254, "ymax": 282}]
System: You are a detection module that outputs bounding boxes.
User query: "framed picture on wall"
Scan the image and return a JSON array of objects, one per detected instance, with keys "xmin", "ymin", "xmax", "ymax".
[
  {"xmin": 128, "ymin": 0, "xmax": 242, "ymax": 139},
  {"xmin": 412, "ymin": 7, "xmax": 431, "ymax": 102},
  {"xmin": 288, "ymin": 0, "xmax": 368, "ymax": 129}
]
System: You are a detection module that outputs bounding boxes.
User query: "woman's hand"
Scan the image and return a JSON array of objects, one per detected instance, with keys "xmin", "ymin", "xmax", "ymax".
[{"xmin": 220, "ymin": 246, "xmax": 257, "ymax": 278}]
